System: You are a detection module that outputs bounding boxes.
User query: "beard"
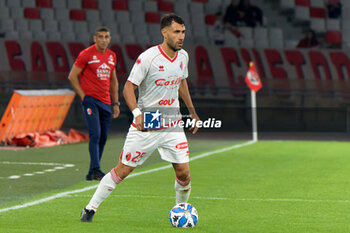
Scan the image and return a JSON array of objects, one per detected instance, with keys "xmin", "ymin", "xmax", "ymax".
[{"xmin": 167, "ymin": 41, "xmax": 182, "ymax": 52}]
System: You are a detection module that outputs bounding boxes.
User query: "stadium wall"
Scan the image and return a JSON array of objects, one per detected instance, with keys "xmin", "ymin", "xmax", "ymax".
[
  {"xmin": 1, "ymin": 40, "xmax": 350, "ymax": 133},
  {"xmin": 1, "ymin": 40, "xmax": 350, "ymax": 93}
]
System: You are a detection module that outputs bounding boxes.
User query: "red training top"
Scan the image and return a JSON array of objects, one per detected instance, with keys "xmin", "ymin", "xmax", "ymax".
[{"xmin": 74, "ymin": 44, "xmax": 117, "ymax": 104}]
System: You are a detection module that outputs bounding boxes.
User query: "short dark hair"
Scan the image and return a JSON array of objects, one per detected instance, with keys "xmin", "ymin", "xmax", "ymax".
[
  {"xmin": 95, "ymin": 26, "xmax": 110, "ymax": 35},
  {"xmin": 160, "ymin": 14, "xmax": 185, "ymax": 29}
]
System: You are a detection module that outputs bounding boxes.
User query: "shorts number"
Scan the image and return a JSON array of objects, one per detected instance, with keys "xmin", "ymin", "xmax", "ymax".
[{"xmin": 131, "ymin": 151, "xmax": 146, "ymax": 163}]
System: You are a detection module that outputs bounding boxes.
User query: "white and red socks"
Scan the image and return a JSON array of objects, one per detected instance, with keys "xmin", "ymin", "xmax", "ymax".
[
  {"xmin": 85, "ymin": 168, "xmax": 123, "ymax": 211},
  {"xmin": 174, "ymin": 176, "xmax": 191, "ymax": 204}
]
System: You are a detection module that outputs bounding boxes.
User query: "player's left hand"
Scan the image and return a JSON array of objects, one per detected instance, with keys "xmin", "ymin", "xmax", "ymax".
[
  {"xmin": 112, "ymin": 105, "xmax": 120, "ymax": 118},
  {"xmin": 189, "ymin": 113, "xmax": 200, "ymax": 134}
]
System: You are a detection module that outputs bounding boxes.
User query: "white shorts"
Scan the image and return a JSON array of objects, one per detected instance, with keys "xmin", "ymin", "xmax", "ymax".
[{"xmin": 120, "ymin": 125, "xmax": 189, "ymax": 167}]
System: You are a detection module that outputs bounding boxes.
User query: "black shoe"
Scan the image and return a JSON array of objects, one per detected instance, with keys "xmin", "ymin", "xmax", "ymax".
[
  {"xmin": 86, "ymin": 173, "xmax": 93, "ymax": 181},
  {"xmin": 92, "ymin": 170, "xmax": 105, "ymax": 181},
  {"xmin": 80, "ymin": 208, "xmax": 95, "ymax": 222}
]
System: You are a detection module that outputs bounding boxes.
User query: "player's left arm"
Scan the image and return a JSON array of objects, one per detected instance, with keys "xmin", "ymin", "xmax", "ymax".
[
  {"xmin": 179, "ymin": 79, "xmax": 200, "ymax": 134},
  {"xmin": 110, "ymin": 69, "xmax": 120, "ymax": 118}
]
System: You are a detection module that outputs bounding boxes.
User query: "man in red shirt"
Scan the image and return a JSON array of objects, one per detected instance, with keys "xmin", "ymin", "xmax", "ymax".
[{"xmin": 68, "ymin": 26, "xmax": 120, "ymax": 181}]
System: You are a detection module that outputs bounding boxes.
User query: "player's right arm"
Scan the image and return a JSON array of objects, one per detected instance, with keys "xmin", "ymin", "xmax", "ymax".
[
  {"xmin": 123, "ymin": 81, "xmax": 143, "ymax": 131},
  {"xmin": 125, "ymin": 51, "xmax": 151, "ymax": 131},
  {"xmin": 68, "ymin": 65, "xmax": 85, "ymax": 101}
]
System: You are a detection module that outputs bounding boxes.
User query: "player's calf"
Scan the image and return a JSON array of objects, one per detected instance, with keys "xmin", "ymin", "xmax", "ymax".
[
  {"xmin": 83, "ymin": 168, "xmax": 123, "ymax": 218},
  {"xmin": 175, "ymin": 175, "xmax": 191, "ymax": 204}
]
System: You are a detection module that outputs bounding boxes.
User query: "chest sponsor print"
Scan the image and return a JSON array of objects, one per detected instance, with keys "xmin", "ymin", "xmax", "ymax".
[
  {"xmin": 154, "ymin": 75, "xmax": 181, "ymax": 90},
  {"xmin": 97, "ymin": 63, "xmax": 111, "ymax": 80}
]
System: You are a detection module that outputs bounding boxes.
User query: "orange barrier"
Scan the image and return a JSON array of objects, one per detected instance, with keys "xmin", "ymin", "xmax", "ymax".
[
  {"xmin": 9, "ymin": 129, "xmax": 89, "ymax": 148},
  {"xmin": 0, "ymin": 89, "xmax": 75, "ymax": 144}
]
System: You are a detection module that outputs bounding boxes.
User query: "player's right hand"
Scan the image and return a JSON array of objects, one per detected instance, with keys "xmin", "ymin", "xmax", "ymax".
[
  {"xmin": 189, "ymin": 113, "xmax": 200, "ymax": 135},
  {"xmin": 134, "ymin": 115, "xmax": 144, "ymax": 131},
  {"xmin": 81, "ymin": 94, "xmax": 86, "ymax": 101}
]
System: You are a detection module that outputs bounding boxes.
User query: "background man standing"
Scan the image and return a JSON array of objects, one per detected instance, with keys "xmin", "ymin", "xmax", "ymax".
[{"xmin": 68, "ymin": 26, "xmax": 120, "ymax": 181}]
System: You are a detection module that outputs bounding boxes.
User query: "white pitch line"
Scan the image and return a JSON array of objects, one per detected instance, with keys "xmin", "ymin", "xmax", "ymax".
[
  {"xmin": 233, "ymin": 198, "xmax": 350, "ymax": 204},
  {"xmin": 0, "ymin": 162, "xmax": 73, "ymax": 166},
  {"xmin": 0, "ymin": 140, "xmax": 255, "ymax": 213},
  {"xmin": 189, "ymin": 140, "xmax": 256, "ymax": 162},
  {"xmin": 0, "ymin": 161, "xmax": 75, "ymax": 180},
  {"xmin": 23, "ymin": 173, "xmax": 34, "ymax": 176},
  {"xmin": 64, "ymin": 194, "xmax": 350, "ymax": 204},
  {"xmin": 66, "ymin": 194, "xmax": 231, "ymax": 201}
]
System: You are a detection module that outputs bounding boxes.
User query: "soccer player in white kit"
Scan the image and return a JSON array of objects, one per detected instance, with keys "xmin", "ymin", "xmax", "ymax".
[{"xmin": 81, "ymin": 13, "xmax": 200, "ymax": 222}]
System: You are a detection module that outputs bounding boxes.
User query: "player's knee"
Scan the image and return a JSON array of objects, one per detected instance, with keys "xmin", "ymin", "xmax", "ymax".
[
  {"xmin": 175, "ymin": 174, "xmax": 191, "ymax": 187},
  {"xmin": 115, "ymin": 161, "xmax": 135, "ymax": 180},
  {"xmin": 175, "ymin": 168, "xmax": 190, "ymax": 183},
  {"xmin": 174, "ymin": 164, "xmax": 190, "ymax": 180}
]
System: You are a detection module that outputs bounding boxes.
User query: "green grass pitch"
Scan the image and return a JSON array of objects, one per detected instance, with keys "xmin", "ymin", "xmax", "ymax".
[{"xmin": 1, "ymin": 138, "xmax": 350, "ymax": 233}]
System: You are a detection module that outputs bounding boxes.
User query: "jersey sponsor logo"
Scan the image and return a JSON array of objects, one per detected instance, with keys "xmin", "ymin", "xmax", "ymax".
[
  {"xmin": 97, "ymin": 63, "xmax": 111, "ymax": 80},
  {"xmin": 154, "ymin": 75, "xmax": 181, "ymax": 89},
  {"xmin": 98, "ymin": 63, "xmax": 110, "ymax": 69},
  {"xmin": 175, "ymin": 142, "xmax": 188, "ymax": 149},
  {"xmin": 159, "ymin": 65, "xmax": 164, "ymax": 71},
  {"xmin": 158, "ymin": 98, "xmax": 175, "ymax": 106},
  {"xmin": 88, "ymin": 60, "xmax": 100, "ymax": 64},
  {"xmin": 88, "ymin": 55, "xmax": 100, "ymax": 64}
]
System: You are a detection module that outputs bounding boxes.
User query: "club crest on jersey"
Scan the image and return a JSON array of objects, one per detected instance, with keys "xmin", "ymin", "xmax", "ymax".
[
  {"xmin": 87, "ymin": 108, "xmax": 92, "ymax": 115},
  {"xmin": 159, "ymin": 65, "xmax": 165, "ymax": 72},
  {"xmin": 126, "ymin": 153, "xmax": 131, "ymax": 161},
  {"xmin": 136, "ymin": 58, "xmax": 141, "ymax": 64},
  {"xmin": 108, "ymin": 55, "xmax": 115, "ymax": 65},
  {"xmin": 180, "ymin": 62, "xmax": 183, "ymax": 71}
]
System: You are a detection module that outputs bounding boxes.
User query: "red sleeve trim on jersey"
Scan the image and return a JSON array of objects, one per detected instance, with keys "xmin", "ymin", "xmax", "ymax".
[{"xmin": 157, "ymin": 45, "xmax": 178, "ymax": 63}]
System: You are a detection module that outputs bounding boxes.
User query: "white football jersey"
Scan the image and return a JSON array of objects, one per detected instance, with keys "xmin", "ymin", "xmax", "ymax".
[{"xmin": 128, "ymin": 45, "xmax": 189, "ymax": 123}]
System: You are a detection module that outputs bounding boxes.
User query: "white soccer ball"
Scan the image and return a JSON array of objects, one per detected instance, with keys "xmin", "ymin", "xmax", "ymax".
[{"xmin": 169, "ymin": 203, "xmax": 198, "ymax": 228}]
